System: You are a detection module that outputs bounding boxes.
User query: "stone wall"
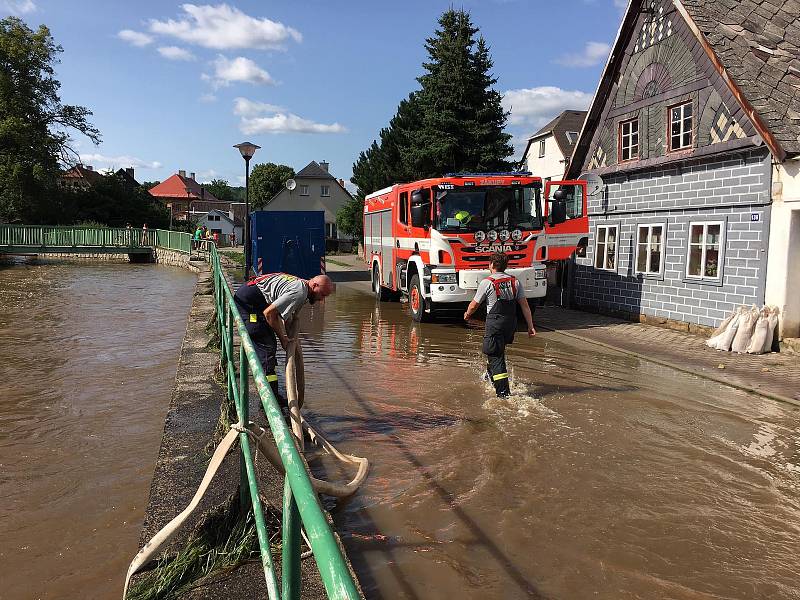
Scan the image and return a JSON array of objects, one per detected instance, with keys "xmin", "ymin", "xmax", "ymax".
[
  {"xmin": 573, "ymin": 149, "xmax": 772, "ymax": 328},
  {"xmin": 151, "ymin": 247, "xmax": 201, "ymax": 272}
]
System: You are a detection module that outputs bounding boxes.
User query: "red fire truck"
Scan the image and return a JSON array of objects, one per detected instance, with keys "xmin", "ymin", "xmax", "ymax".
[{"xmin": 363, "ymin": 173, "xmax": 588, "ymax": 321}]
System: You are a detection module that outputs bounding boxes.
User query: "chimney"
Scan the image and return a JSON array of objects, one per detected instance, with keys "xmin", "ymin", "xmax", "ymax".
[
  {"xmin": 86, "ymin": 165, "xmax": 94, "ymax": 171},
  {"xmin": 319, "ymin": 161, "xmax": 329, "ymax": 172},
  {"xmin": 338, "ymin": 178, "xmax": 345, "ymax": 187},
  {"xmin": 200, "ymin": 186, "xmax": 205, "ymax": 200},
  {"xmin": 190, "ymin": 172, "xmax": 196, "ymax": 180},
  {"xmin": 178, "ymin": 169, "xmax": 186, "ymax": 177},
  {"xmin": 126, "ymin": 167, "xmax": 134, "ymax": 178}
]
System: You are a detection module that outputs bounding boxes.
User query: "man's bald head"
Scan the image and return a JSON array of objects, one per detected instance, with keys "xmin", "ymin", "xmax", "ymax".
[{"xmin": 308, "ymin": 274, "xmax": 335, "ymax": 301}]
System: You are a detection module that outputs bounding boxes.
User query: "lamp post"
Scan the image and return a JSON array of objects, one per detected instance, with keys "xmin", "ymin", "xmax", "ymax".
[{"xmin": 234, "ymin": 141, "xmax": 260, "ymax": 277}]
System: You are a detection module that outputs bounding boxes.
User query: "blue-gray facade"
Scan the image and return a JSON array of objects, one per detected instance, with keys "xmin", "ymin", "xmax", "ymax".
[{"xmin": 573, "ymin": 149, "xmax": 771, "ymax": 327}]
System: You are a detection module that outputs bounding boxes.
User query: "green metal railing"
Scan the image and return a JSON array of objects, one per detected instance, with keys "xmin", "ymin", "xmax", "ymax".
[
  {"xmin": 208, "ymin": 244, "xmax": 361, "ymax": 600},
  {"xmin": 0, "ymin": 224, "xmax": 193, "ymax": 253},
  {"xmin": 1, "ymin": 224, "xmax": 360, "ymax": 597}
]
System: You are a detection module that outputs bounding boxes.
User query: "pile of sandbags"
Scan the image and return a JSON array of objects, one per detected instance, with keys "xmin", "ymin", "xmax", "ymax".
[{"xmin": 706, "ymin": 305, "xmax": 780, "ymax": 354}]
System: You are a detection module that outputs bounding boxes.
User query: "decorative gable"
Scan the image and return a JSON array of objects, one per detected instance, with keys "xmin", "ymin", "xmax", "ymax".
[{"xmin": 633, "ymin": 2, "xmax": 674, "ymax": 53}]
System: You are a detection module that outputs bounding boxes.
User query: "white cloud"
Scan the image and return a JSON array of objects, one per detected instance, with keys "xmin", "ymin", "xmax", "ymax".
[
  {"xmin": 118, "ymin": 29, "xmax": 154, "ymax": 47},
  {"xmin": 79, "ymin": 153, "xmax": 163, "ymax": 170},
  {"xmin": 240, "ymin": 114, "xmax": 347, "ymax": 135},
  {"xmin": 614, "ymin": 0, "xmax": 628, "ymax": 8},
  {"xmin": 555, "ymin": 41, "xmax": 611, "ymax": 68},
  {"xmin": 199, "ymin": 93, "xmax": 217, "ymax": 103},
  {"xmin": 233, "ymin": 97, "xmax": 346, "ymax": 134},
  {"xmin": 203, "ymin": 55, "xmax": 274, "ymax": 88},
  {"xmin": 233, "ymin": 97, "xmax": 284, "ymax": 117},
  {"xmin": 157, "ymin": 46, "xmax": 195, "ymax": 61},
  {"xmin": 148, "ymin": 3, "xmax": 301, "ymax": 50},
  {"xmin": 502, "ymin": 86, "xmax": 593, "ymax": 128},
  {"xmin": 0, "ymin": 0, "xmax": 36, "ymax": 14}
]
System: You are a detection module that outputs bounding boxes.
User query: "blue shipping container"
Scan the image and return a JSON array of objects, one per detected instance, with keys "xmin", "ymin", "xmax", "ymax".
[{"xmin": 250, "ymin": 210, "xmax": 325, "ymax": 279}]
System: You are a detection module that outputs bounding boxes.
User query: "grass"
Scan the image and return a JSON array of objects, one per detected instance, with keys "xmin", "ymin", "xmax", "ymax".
[
  {"xmin": 225, "ymin": 251, "xmax": 246, "ymax": 267},
  {"xmin": 127, "ymin": 493, "xmax": 279, "ymax": 600},
  {"xmin": 324, "ymin": 257, "xmax": 352, "ymax": 268}
]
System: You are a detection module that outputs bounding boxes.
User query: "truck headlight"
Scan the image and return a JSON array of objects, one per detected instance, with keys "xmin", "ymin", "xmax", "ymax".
[
  {"xmin": 534, "ymin": 270, "xmax": 546, "ymax": 280},
  {"xmin": 432, "ymin": 273, "xmax": 458, "ymax": 284}
]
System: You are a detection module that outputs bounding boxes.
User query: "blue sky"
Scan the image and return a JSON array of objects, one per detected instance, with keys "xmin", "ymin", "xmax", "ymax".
[{"xmin": 2, "ymin": 0, "xmax": 624, "ymax": 188}]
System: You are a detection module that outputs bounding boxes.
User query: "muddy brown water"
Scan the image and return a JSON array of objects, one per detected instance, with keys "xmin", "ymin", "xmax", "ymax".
[
  {"xmin": 0, "ymin": 258, "xmax": 195, "ymax": 599},
  {"xmin": 298, "ymin": 281, "xmax": 800, "ymax": 599},
  {"xmin": 2, "ymin": 258, "xmax": 799, "ymax": 599}
]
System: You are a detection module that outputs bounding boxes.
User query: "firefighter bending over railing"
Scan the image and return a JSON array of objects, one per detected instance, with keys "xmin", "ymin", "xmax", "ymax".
[{"xmin": 463, "ymin": 252, "xmax": 536, "ymax": 397}]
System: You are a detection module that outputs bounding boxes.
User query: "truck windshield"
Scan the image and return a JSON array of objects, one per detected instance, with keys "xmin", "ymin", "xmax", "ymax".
[{"xmin": 434, "ymin": 185, "xmax": 542, "ymax": 232}]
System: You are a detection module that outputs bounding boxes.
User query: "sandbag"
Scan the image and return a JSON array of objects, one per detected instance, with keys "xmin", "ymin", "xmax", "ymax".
[
  {"xmin": 706, "ymin": 307, "xmax": 743, "ymax": 351},
  {"xmin": 711, "ymin": 309, "xmax": 737, "ymax": 337},
  {"xmin": 731, "ymin": 306, "xmax": 758, "ymax": 353},
  {"xmin": 746, "ymin": 308, "xmax": 770, "ymax": 354},
  {"xmin": 764, "ymin": 306, "xmax": 780, "ymax": 353}
]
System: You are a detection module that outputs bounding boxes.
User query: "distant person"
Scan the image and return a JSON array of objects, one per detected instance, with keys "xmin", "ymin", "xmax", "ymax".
[
  {"xmin": 212, "ymin": 231, "xmax": 219, "ymax": 246},
  {"xmin": 193, "ymin": 226, "xmax": 202, "ymax": 250},
  {"xmin": 140, "ymin": 223, "xmax": 148, "ymax": 245},
  {"xmin": 233, "ymin": 273, "xmax": 335, "ymax": 403},
  {"xmin": 463, "ymin": 252, "xmax": 535, "ymax": 397},
  {"xmin": 230, "ymin": 231, "xmax": 236, "ymax": 246}
]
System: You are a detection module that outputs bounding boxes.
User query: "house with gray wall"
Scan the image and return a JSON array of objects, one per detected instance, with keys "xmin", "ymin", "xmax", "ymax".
[
  {"xmin": 264, "ymin": 160, "xmax": 354, "ymax": 240},
  {"xmin": 566, "ymin": 0, "xmax": 800, "ymax": 334}
]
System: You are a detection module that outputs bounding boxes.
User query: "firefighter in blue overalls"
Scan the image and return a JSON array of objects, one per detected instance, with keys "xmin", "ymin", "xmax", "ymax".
[
  {"xmin": 233, "ymin": 272, "xmax": 334, "ymax": 404},
  {"xmin": 463, "ymin": 252, "xmax": 536, "ymax": 397}
]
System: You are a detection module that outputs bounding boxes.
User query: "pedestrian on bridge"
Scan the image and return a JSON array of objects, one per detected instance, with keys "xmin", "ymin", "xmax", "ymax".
[
  {"xmin": 463, "ymin": 252, "xmax": 535, "ymax": 397},
  {"xmin": 233, "ymin": 272, "xmax": 335, "ymax": 404}
]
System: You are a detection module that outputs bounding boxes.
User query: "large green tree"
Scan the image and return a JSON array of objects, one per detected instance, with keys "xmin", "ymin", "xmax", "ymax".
[
  {"xmin": 249, "ymin": 162, "xmax": 295, "ymax": 209},
  {"xmin": 204, "ymin": 178, "xmax": 234, "ymax": 202},
  {"xmin": 0, "ymin": 17, "xmax": 100, "ymax": 222},
  {"xmin": 351, "ymin": 8, "xmax": 512, "ymax": 208}
]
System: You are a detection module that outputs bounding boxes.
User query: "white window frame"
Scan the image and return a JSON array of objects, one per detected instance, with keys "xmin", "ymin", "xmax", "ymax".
[
  {"xmin": 299, "ymin": 184, "xmax": 309, "ymax": 196},
  {"xmin": 619, "ymin": 118, "xmax": 639, "ymax": 162},
  {"xmin": 594, "ymin": 224, "xmax": 618, "ymax": 271},
  {"xmin": 685, "ymin": 221, "xmax": 724, "ymax": 280},
  {"xmin": 321, "ymin": 184, "xmax": 330, "ymax": 197},
  {"xmin": 635, "ymin": 223, "xmax": 666, "ymax": 276},
  {"xmin": 669, "ymin": 101, "xmax": 693, "ymax": 151},
  {"xmin": 565, "ymin": 131, "xmax": 579, "ymax": 144},
  {"xmin": 539, "ymin": 139, "xmax": 546, "ymax": 158}
]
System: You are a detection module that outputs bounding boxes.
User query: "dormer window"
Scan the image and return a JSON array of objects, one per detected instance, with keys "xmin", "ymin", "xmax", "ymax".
[{"xmin": 565, "ymin": 131, "xmax": 579, "ymax": 144}]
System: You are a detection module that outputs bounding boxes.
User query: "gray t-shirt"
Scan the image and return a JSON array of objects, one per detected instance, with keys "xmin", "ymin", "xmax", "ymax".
[
  {"xmin": 255, "ymin": 273, "xmax": 309, "ymax": 322},
  {"xmin": 473, "ymin": 272, "xmax": 523, "ymax": 313}
]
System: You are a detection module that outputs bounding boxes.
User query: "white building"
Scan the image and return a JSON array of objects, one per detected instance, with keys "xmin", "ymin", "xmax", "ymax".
[
  {"xmin": 521, "ymin": 110, "xmax": 587, "ymax": 180},
  {"xmin": 193, "ymin": 209, "xmax": 243, "ymax": 246},
  {"xmin": 263, "ymin": 160, "xmax": 354, "ymax": 240}
]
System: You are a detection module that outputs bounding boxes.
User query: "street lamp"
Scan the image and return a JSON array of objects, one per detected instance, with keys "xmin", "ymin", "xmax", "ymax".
[{"xmin": 234, "ymin": 141, "xmax": 260, "ymax": 277}]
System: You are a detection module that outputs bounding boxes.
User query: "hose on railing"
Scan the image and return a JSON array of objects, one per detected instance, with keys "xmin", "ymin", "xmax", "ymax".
[{"xmin": 123, "ymin": 278, "xmax": 368, "ymax": 599}]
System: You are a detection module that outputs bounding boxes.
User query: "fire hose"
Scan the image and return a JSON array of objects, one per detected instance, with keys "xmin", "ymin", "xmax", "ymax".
[{"xmin": 123, "ymin": 316, "xmax": 369, "ymax": 598}]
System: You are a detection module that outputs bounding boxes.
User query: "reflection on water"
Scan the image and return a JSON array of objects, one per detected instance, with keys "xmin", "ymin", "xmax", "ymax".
[
  {"xmin": 296, "ymin": 284, "xmax": 800, "ymax": 600},
  {"xmin": 0, "ymin": 258, "xmax": 195, "ymax": 599}
]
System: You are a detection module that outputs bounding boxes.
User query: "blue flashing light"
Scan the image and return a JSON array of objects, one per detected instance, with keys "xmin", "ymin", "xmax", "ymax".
[{"xmin": 443, "ymin": 171, "xmax": 533, "ymax": 177}]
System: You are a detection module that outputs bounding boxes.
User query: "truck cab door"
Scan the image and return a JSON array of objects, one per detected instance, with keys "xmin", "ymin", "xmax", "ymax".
[{"xmin": 543, "ymin": 180, "xmax": 589, "ymax": 261}]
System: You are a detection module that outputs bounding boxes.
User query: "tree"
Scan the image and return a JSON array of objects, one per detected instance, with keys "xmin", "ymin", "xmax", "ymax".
[
  {"xmin": 336, "ymin": 196, "xmax": 363, "ymax": 240},
  {"xmin": 204, "ymin": 178, "xmax": 234, "ymax": 202},
  {"xmin": 249, "ymin": 162, "xmax": 295, "ymax": 209},
  {"xmin": 0, "ymin": 17, "xmax": 100, "ymax": 222},
  {"xmin": 350, "ymin": 9, "xmax": 512, "ymax": 202},
  {"xmin": 141, "ymin": 181, "xmax": 160, "ymax": 191}
]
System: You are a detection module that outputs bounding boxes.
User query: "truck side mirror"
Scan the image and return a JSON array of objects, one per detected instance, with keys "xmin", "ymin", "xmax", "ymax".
[
  {"xmin": 411, "ymin": 203, "xmax": 429, "ymax": 228},
  {"xmin": 549, "ymin": 190, "xmax": 567, "ymax": 226}
]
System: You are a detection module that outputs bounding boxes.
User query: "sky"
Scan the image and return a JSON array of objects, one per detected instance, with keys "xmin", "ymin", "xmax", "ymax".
[{"xmin": 1, "ymin": 0, "xmax": 625, "ymax": 188}]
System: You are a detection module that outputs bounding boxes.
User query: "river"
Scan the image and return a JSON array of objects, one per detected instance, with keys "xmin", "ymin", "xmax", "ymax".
[
  {"xmin": 0, "ymin": 258, "xmax": 195, "ymax": 600},
  {"xmin": 298, "ymin": 280, "xmax": 800, "ymax": 599}
]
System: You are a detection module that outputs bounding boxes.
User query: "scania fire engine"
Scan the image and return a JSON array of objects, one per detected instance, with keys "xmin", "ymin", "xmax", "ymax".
[{"xmin": 363, "ymin": 172, "xmax": 588, "ymax": 321}]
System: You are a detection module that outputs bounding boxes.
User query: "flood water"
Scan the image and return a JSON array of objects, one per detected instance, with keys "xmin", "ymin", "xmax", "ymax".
[
  {"xmin": 297, "ymin": 282, "xmax": 800, "ymax": 599},
  {"xmin": 0, "ymin": 258, "xmax": 195, "ymax": 599}
]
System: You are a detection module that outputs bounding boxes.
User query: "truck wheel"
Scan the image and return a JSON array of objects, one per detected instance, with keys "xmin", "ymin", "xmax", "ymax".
[
  {"xmin": 408, "ymin": 274, "xmax": 428, "ymax": 322},
  {"xmin": 372, "ymin": 264, "xmax": 390, "ymax": 301}
]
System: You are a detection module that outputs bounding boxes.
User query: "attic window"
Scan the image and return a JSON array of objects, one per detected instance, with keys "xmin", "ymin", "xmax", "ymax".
[{"xmin": 565, "ymin": 131, "xmax": 579, "ymax": 144}]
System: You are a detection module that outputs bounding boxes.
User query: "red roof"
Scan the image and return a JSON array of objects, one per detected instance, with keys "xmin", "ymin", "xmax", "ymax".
[{"xmin": 148, "ymin": 173, "xmax": 221, "ymax": 201}]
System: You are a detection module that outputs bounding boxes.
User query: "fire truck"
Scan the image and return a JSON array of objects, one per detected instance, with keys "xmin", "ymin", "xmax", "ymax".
[{"xmin": 363, "ymin": 173, "xmax": 588, "ymax": 321}]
